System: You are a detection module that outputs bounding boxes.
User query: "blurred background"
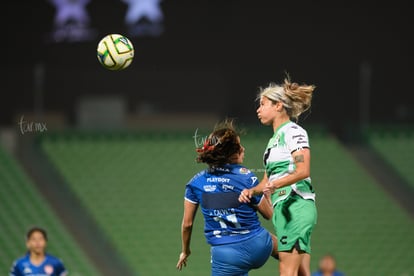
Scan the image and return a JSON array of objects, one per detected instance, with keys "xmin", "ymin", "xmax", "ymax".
[{"xmin": 1, "ymin": 0, "xmax": 413, "ymax": 275}]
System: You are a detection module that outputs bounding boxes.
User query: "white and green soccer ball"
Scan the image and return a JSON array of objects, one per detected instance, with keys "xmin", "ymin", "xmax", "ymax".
[{"xmin": 97, "ymin": 34, "xmax": 134, "ymax": 70}]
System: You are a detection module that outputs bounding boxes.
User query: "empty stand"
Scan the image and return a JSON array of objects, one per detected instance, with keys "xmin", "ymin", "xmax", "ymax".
[{"xmin": 365, "ymin": 125, "xmax": 414, "ymax": 188}]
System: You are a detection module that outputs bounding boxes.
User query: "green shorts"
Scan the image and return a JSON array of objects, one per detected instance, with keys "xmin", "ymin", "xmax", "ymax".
[{"xmin": 272, "ymin": 194, "xmax": 317, "ymax": 254}]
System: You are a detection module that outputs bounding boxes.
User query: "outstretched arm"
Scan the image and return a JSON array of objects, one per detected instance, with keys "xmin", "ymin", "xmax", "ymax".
[{"xmin": 176, "ymin": 200, "xmax": 198, "ymax": 270}]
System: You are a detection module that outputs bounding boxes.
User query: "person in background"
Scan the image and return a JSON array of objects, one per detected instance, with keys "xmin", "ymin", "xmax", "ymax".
[
  {"xmin": 10, "ymin": 226, "xmax": 68, "ymax": 276},
  {"xmin": 312, "ymin": 254, "xmax": 345, "ymax": 276}
]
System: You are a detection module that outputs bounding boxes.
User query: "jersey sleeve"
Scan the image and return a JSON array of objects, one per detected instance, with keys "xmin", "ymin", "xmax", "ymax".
[
  {"xmin": 184, "ymin": 183, "xmax": 199, "ymax": 204},
  {"xmin": 9, "ymin": 260, "xmax": 21, "ymax": 276},
  {"xmin": 56, "ymin": 259, "xmax": 68, "ymax": 276},
  {"xmin": 286, "ymin": 125, "xmax": 310, "ymax": 153}
]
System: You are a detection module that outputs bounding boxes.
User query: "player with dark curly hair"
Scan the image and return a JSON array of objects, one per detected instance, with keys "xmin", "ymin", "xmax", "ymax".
[{"xmin": 177, "ymin": 120, "xmax": 278, "ymax": 275}]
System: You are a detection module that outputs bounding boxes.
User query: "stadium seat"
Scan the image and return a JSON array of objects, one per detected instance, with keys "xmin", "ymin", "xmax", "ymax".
[
  {"xmin": 38, "ymin": 127, "xmax": 414, "ymax": 275},
  {"xmin": 365, "ymin": 125, "xmax": 414, "ymax": 189}
]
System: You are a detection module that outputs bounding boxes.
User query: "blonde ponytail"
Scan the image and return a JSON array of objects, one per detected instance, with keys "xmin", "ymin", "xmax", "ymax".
[
  {"xmin": 259, "ymin": 76, "xmax": 316, "ymax": 121},
  {"xmin": 283, "ymin": 78, "xmax": 315, "ymax": 120}
]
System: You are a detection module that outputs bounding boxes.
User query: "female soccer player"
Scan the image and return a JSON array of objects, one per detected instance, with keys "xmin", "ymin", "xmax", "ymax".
[
  {"xmin": 239, "ymin": 76, "xmax": 317, "ymax": 276},
  {"xmin": 10, "ymin": 226, "xmax": 68, "ymax": 276},
  {"xmin": 176, "ymin": 120, "xmax": 278, "ymax": 276}
]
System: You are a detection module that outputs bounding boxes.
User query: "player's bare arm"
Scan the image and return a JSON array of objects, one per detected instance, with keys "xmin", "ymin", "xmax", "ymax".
[
  {"xmin": 177, "ymin": 200, "xmax": 198, "ymax": 270},
  {"xmin": 265, "ymin": 148, "xmax": 311, "ymax": 193}
]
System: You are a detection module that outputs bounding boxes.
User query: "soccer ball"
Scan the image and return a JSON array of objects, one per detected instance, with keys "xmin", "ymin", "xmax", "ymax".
[{"xmin": 96, "ymin": 34, "xmax": 134, "ymax": 70}]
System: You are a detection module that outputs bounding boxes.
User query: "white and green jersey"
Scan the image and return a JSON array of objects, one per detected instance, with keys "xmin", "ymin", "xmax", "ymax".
[{"xmin": 264, "ymin": 121, "xmax": 315, "ymax": 206}]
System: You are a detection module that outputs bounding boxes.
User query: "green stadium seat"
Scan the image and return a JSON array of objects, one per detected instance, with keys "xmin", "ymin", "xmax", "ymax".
[
  {"xmin": 0, "ymin": 146, "xmax": 100, "ymax": 276},
  {"xmin": 365, "ymin": 125, "xmax": 414, "ymax": 189}
]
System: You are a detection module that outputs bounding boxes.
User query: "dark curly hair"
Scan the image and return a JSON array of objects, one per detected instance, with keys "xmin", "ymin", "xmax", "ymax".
[{"xmin": 196, "ymin": 119, "xmax": 242, "ymax": 167}]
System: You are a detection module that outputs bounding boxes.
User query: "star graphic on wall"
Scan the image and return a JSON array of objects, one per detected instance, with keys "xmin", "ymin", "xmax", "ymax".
[
  {"xmin": 49, "ymin": 0, "xmax": 91, "ymax": 27},
  {"xmin": 122, "ymin": 0, "xmax": 163, "ymax": 25}
]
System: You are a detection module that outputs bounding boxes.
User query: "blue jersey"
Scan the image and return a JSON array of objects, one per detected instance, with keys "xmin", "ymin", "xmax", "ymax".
[
  {"xmin": 10, "ymin": 253, "xmax": 67, "ymax": 276},
  {"xmin": 185, "ymin": 164, "xmax": 265, "ymax": 246}
]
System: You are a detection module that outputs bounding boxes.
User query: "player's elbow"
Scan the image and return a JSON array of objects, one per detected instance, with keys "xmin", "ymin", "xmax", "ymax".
[
  {"xmin": 182, "ymin": 220, "xmax": 194, "ymax": 231},
  {"xmin": 257, "ymin": 200, "xmax": 273, "ymax": 220},
  {"xmin": 301, "ymin": 171, "xmax": 310, "ymax": 179},
  {"xmin": 261, "ymin": 211, "xmax": 272, "ymax": 220},
  {"xmin": 296, "ymin": 167, "xmax": 310, "ymax": 180}
]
